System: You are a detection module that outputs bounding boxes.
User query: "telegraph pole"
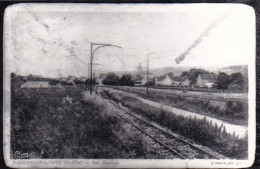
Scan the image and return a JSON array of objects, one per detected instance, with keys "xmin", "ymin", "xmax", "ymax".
[
  {"xmin": 146, "ymin": 55, "xmax": 149, "ymax": 94},
  {"xmin": 90, "ymin": 43, "xmax": 93, "ymax": 94},
  {"xmin": 88, "ymin": 63, "xmax": 90, "ymax": 90},
  {"xmin": 89, "ymin": 43, "xmax": 123, "ymax": 95}
]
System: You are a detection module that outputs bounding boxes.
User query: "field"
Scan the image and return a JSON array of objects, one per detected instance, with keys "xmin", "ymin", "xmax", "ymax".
[
  {"xmin": 10, "ymin": 76, "xmax": 248, "ymax": 159},
  {"xmin": 106, "ymin": 86, "xmax": 248, "ymax": 126},
  {"xmin": 102, "ymin": 88, "xmax": 248, "ymax": 159},
  {"xmin": 11, "ymin": 87, "xmax": 171, "ymax": 159}
]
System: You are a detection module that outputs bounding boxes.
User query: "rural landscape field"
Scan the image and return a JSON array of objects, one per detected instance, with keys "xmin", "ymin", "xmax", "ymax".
[
  {"xmin": 11, "ymin": 68, "xmax": 248, "ymax": 159},
  {"xmin": 6, "ymin": 4, "xmax": 253, "ymax": 163}
]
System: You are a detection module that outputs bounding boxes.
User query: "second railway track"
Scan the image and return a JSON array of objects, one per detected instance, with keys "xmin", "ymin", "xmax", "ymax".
[{"xmin": 98, "ymin": 88, "xmax": 224, "ymax": 159}]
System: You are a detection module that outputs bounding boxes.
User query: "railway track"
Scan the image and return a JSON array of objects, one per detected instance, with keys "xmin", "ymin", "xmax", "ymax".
[{"xmin": 98, "ymin": 88, "xmax": 223, "ymax": 159}]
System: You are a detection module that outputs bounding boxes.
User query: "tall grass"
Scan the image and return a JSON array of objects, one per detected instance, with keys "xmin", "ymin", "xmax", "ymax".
[
  {"xmin": 108, "ymin": 87, "xmax": 248, "ymax": 126},
  {"xmin": 11, "ymin": 88, "xmax": 118, "ymax": 158},
  {"xmin": 103, "ymin": 89, "xmax": 248, "ymax": 159},
  {"xmin": 11, "ymin": 86, "xmax": 174, "ymax": 159}
]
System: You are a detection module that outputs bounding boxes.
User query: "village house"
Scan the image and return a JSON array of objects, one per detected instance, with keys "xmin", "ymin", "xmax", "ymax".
[
  {"xmin": 21, "ymin": 81, "xmax": 50, "ymax": 88},
  {"xmin": 133, "ymin": 72, "xmax": 154, "ymax": 86},
  {"xmin": 95, "ymin": 74, "xmax": 107, "ymax": 86},
  {"xmin": 134, "ymin": 77, "xmax": 147, "ymax": 86},
  {"xmin": 196, "ymin": 73, "xmax": 217, "ymax": 88},
  {"xmin": 95, "ymin": 77, "xmax": 104, "ymax": 86},
  {"xmin": 155, "ymin": 75, "xmax": 179, "ymax": 86},
  {"xmin": 172, "ymin": 76, "xmax": 181, "ymax": 86},
  {"xmin": 179, "ymin": 78, "xmax": 191, "ymax": 87}
]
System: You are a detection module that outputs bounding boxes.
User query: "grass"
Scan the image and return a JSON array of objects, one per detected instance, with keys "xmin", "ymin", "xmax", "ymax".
[
  {"xmin": 108, "ymin": 86, "xmax": 248, "ymax": 126},
  {"xmin": 11, "ymin": 80, "xmax": 179, "ymax": 159},
  {"xmin": 11, "ymin": 85, "xmax": 164, "ymax": 159},
  {"xmin": 12, "ymin": 87, "xmax": 116, "ymax": 158},
  {"xmin": 103, "ymin": 89, "xmax": 248, "ymax": 159}
]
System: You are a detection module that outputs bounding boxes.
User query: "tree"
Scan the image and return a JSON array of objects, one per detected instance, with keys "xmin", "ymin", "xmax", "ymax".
[
  {"xmin": 74, "ymin": 79, "xmax": 85, "ymax": 85},
  {"xmin": 216, "ymin": 72, "xmax": 230, "ymax": 91},
  {"xmin": 165, "ymin": 72, "xmax": 174, "ymax": 77},
  {"xmin": 145, "ymin": 78, "xmax": 155, "ymax": 86},
  {"xmin": 180, "ymin": 71, "xmax": 189, "ymax": 77},
  {"xmin": 102, "ymin": 72, "xmax": 119, "ymax": 85},
  {"xmin": 229, "ymin": 72, "xmax": 244, "ymax": 89},
  {"xmin": 11, "ymin": 73, "xmax": 26, "ymax": 90},
  {"xmin": 120, "ymin": 74, "xmax": 134, "ymax": 86},
  {"xmin": 188, "ymin": 68, "xmax": 209, "ymax": 86}
]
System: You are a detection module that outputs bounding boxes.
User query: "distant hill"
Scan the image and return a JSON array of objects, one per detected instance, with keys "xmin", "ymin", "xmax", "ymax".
[
  {"xmin": 111, "ymin": 66, "xmax": 191, "ymax": 77},
  {"xmin": 149, "ymin": 67, "xmax": 191, "ymax": 76},
  {"xmin": 221, "ymin": 65, "xmax": 248, "ymax": 75}
]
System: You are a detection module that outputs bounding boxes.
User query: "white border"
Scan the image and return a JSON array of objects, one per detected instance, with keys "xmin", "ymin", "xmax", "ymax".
[{"xmin": 3, "ymin": 3, "xmax": 256, "ymax": 168}]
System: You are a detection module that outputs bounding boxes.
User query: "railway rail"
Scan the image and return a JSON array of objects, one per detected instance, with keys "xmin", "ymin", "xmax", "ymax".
[{"xmin": 99, "ymin": 88, "xmax": 223, "ymax": 159}]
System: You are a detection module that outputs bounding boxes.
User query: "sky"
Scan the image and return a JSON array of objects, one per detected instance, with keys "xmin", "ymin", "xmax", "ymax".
[{"xmin": 5, "ymin": 4, "xmax": 255, "ymax": 78}]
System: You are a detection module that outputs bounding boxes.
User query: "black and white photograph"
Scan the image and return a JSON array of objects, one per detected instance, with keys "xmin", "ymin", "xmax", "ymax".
[{"xmin": 3, "ymin": 3, "xmax": 256, "ymax": 168}]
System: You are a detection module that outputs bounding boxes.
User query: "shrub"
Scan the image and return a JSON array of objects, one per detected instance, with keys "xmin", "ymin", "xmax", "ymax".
[
  {"xmin": 111, "ymin": 86, "xmax": 247, "ymax": 125},
  {"xmin": 104, "ymin": 89, "xmax": 248, "ymax": 159}
]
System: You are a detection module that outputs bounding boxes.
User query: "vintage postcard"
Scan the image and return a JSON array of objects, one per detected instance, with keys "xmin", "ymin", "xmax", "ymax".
[{"xmin": 3, "ymin": 3, "xmax": 256, "ymax": 168}]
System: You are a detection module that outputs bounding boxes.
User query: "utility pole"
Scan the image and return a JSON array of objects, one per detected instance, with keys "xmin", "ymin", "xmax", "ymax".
[
  {"xmin": 90, "ymin": 43, "xmax": 93, "ymax": 94},
  {"xmin": 93, "ymin": 70, "xmax": 96, "ymax": 92},
  {"xmin": 89, "ymin": 42, "xmax": 123, "ymax": 95},
  {"xmin": 146, "ymin": 55, "xmax": 149, "ymax": 94},
  {"xmin": 88, "ymin": 63, "xmax": 90, "ymax": 90}
]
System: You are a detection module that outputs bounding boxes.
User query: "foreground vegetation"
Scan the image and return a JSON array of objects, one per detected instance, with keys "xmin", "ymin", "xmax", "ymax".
[
  {"xmin": 11, "ymin": 86, "xmax": 166, "ymax": 159},
  {"xmin": 108, "ymin": 86, "xmax": 248, "ymax": 126},
  {"xmin": 103, "ymin": 89, "xmax": 248, "ymax": 159}
]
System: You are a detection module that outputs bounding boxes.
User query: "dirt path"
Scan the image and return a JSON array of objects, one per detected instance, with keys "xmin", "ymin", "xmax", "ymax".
[
  {"xmin": 97, "ymin": 89, "xmax": 225, "ymax": 159},
  {"xmin": 104, "ymin": 87, "xmax": 248, "ymax": 139}
]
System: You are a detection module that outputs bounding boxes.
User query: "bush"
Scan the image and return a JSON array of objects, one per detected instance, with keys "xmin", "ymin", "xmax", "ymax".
[
  {"xmin": 11, "ymin": 83, "xmax": 170, "ymax": 159},
  {"xmin": 110, "ymin": 86, "xmax": 247, "ymax": 125},
  {"xmin": 104, "ymin": 89, "xmax": 248, "ymax": 159},
  {"xmin": 225, "ymin": 101, "xmax": 247, "ymax": 119}
]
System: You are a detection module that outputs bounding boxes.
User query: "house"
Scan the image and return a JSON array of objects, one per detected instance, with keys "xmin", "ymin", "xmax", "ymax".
[
  {"xmin": 95, "ymin": 74, "xmax": 107, "ymax": 86},
  {"xmin": 21, "ymin": 81, "xmax": 50, "ymax": 88},
  {"xmin": 197, "ymin": 73, "xmax": 217, "ymax": 88},
  {"xmin": 171, "ymin": 76, "xmax": 181, "ymax": 86},
  {"xmin": 179, "ymin": 78, "xmax": 191, "ymax": 87},
  {"xmin": 96, "ymin": 77, "xmax": 104, "ymax": 86},
  {"xmin": 155, "ymin": 75, "xmax": 176, "ymax": 86},
  {"xmin": 134, "ymin": 77, "xmax": 147, "ymax": 86},
  {"xmin": 133, "ymin": 72, "xmax": 155, "ymax": 86},
  {"xmin": 67, "ymin": 78, "xmax": 77, "ymax": 87}
]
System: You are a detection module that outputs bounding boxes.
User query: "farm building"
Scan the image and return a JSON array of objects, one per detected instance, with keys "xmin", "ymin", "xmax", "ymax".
[
  {"xmin": 21, "ymin": 81, "xmax": 50, "ymax": 88},
  {"xmin": 96, "ymin": 77, "xmax": 105, "ymax": 86},
  {"xmin": 134, "ymin": 77, "xmax": 147, "ymax": 86},
  {"xmin": 155, "ymin": 75, "xmax": 179, "ymax": 86},
  {"xmin": 172, "ymin": 77, "xmax": 181, "ymax": 86},
  {"xmin": 133, "ymin": 72, "xmax": 154, "ymax": 86},
  {"xmin": 95, "ymin": 74, "xmax": 107, "ymax": 86},
  {"xmin": 197, "ymin": 73, "xmax": 217, "ymax": 88},
  {"xmin": 179, "ymin": 78, "xmax": 191, "ymax": 87}
]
